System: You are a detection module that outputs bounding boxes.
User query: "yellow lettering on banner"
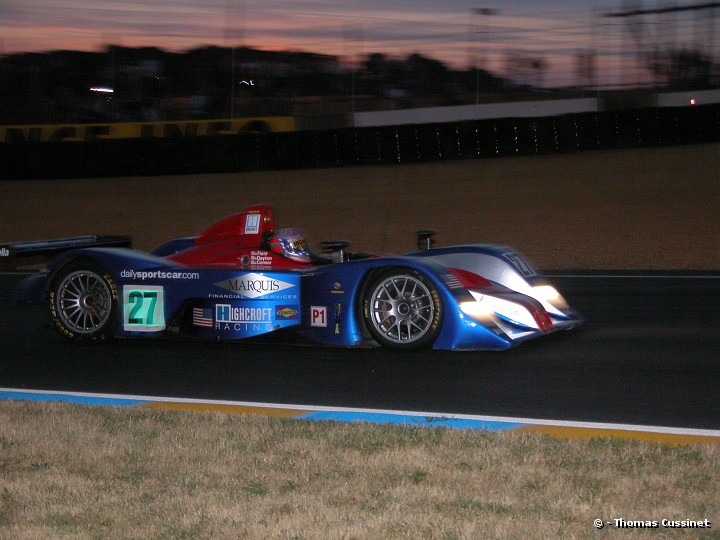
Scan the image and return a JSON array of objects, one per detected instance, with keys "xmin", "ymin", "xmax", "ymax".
[{"xmin": 0, "ymin": 117, "xmax": 295, "ymax": 143}]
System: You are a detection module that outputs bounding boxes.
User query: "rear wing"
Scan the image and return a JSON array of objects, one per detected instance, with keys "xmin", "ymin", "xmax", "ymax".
[{"xmin": 0, "ymin": 235, "xmax": 131, "ymax": 267}]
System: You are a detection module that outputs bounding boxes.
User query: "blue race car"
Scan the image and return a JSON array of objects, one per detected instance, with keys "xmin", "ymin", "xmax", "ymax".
[{"xmin": 14, "ymin": 204, "xmax": 582, "ymax": 350}]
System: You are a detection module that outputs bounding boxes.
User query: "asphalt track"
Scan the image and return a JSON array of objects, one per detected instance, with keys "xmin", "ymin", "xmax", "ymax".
[{"xmin": 1, "ymin": 271, "xmax": 719, "ymax": 431}]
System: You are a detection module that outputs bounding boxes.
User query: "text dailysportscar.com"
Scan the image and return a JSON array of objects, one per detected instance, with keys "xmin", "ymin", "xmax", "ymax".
[{"xmin": 120, "ymin": 269, "xmax": 200, "ymax": 281}]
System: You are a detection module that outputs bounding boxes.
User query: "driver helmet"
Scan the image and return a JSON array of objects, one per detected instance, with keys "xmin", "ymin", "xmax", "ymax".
[{"xmin": 268, "ymin": 228, "xmax": 311, "ymax": 263}]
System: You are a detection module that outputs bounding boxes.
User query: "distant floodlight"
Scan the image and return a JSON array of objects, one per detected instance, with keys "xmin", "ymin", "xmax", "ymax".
[{"xmin": 90, "ymin": 86, "xmax": 114, "ymax": 93}]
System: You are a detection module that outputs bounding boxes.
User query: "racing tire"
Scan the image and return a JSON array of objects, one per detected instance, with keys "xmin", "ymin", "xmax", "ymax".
[
  {"xmin": 48, "ymin": 259, "xmax": 120, "ymax": 342},
  {"xmin": 362, "ymin": 268, "xmax": 443, "ymax": 350}
]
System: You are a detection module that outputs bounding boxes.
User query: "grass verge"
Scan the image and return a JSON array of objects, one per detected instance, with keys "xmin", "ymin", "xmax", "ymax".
[{"xmin": 1, "ymin": 401, "xmax": 718, "ymax": 539}]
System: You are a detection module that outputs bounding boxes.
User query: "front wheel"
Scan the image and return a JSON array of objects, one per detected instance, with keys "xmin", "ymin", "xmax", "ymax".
[
  {"xmin": 49, "ymin": 260, "xmax": 120, "ymax": 342},
  {"xmin": 362, "ymin": 268, "xmax": 443, "ymax": 350}
]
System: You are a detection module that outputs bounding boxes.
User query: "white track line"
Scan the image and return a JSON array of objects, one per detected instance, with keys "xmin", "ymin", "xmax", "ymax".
[
  {"xmin": 3, "ymin": 387, "xmax": 719, "ymax": 438},
  {"xmin": 545, "ymin": 274, "xmax": 719, "ymax": 279}
]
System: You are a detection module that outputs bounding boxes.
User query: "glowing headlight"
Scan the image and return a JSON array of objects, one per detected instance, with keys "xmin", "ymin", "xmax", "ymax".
[
  {"xmin": 531, "ymin": 285, "xmax": 568, "ymax": 310},
  {"xmin": 461, "ymin": 291, "xmax": 539, "ymax": 329},
  {"xmin": 460, "ymin": 299, "xmax": 494, "ymax": 321}
]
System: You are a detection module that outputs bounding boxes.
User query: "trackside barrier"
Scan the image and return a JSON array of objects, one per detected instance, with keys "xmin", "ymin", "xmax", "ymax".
[
  {"xmin": 0, "ymin": 117, "xmax": 295, "ymax": 143},
  {"xmin": 1, "ymin": 105, "xmax": 718, "ymax": 179},
  {"xmin": 268, "ymin": 105, "xmax": 719, "ymax": 169}
]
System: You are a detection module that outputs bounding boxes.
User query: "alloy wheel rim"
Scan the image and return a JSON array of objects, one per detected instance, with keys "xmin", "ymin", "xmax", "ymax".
[
  {"xmin": 56, "ymin": 271, "xmax": 112, "ymax": 333},
  {"xmin": 369, "ymin": 275, "xmax": 435, "ymax": 344}
]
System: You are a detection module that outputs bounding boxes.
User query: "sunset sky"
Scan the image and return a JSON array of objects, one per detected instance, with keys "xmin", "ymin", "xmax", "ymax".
[
  {"xmin": 0, "ymin": 1, "xmax": 615, "ymax": 58},
  {"xmin": 0, "ymin": 1, "xmax": 712, "ymax": 86}
]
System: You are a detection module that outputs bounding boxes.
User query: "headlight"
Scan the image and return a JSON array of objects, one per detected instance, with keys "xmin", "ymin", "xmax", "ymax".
[
  {"xmin": 531, "ymin": 285, "xmax": 568, "ymax": 310},
  {"xmin": 461, "ymin": 291, "xmax": 540, "ymax": 329},
  {"xmin": 459, "ymin": 299, "xmax": 494, "ymax": 321}
]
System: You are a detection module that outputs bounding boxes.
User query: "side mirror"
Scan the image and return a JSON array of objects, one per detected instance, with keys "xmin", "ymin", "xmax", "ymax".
[
  {"xmin": 417, "ymin": 229, "xmax": 436, "ymax": 251},
  {"xmin": 319, "ymin": 240, "xmax": 350, "ymax": 263}
]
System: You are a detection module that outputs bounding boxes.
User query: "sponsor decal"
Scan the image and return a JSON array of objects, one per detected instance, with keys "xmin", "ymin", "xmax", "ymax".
[
  {"xmin": 214, "ymin": 272, "xmax": 296, "ymax": 299},
  {"xmin": 213, "ymin": 303, "xmax": 275, "ymax": 333},
  {"xmin": 331, "ymin": 281, "xmax": 344, "ymax": 294},
  {"xmin": 189, "ymin": 301, "xmax": 294, "ymax": 335},
  {"xmin": 192, "ymin": 307, "xmax": 213, "ymax": 328},
  {"xmin": 245, "ymin": 213, "xmax": 261, "ymax": 235},
  {"xmin": 216, "ymin": 304, "xmax": 273, "ymax": 324},
  {"xmin": 1, "ymin": 117, "xmax": 295, "ymax": 143},
  {"xmin": 311, "ymin": 306, "xmax": 327, "ymax": 327},
  {"xmin": 122, "ymin": 285, "xmax": 166, "ymax": 332},
  {"xmin": 0, "ymin": 247, "xmax": 11, "ymax": 257},
  {"xmin": 120, "ymin": 269, "xmax": 200, "ymax": 280},
  {"xmin": 276, "ymin": 306, "xmax": 299, "ymax": 320}
]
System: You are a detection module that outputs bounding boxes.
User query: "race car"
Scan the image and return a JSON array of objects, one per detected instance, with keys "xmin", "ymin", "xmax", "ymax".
[{"xmin": 14, "ymin": 204, "xmax": 582, "ymax": 350}]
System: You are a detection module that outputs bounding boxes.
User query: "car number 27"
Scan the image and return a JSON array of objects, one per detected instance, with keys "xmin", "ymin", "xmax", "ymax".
[{"xmin": 122, "ymin": 285, "xmax": 166, "ymax": 331}]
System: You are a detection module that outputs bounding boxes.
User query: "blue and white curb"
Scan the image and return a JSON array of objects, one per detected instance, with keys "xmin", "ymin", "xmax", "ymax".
[{"xmin": 2, "ymin": 387, "xmax": 719, "ymax": 445}]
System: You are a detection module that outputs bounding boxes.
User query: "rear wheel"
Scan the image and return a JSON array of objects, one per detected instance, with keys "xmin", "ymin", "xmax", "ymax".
[
  {"xmin": 362, "ymin": 268, "xmax": 442, "ymax": 350},
  {"xmin": 49, "ymin": 260, "xmax": 119, "ymax": 342}
]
